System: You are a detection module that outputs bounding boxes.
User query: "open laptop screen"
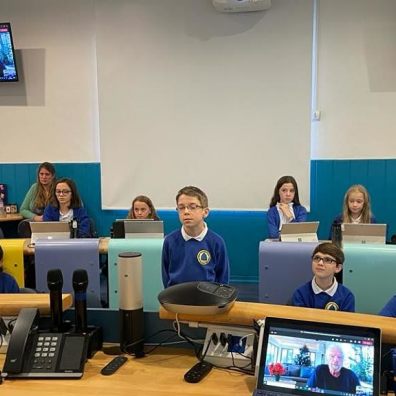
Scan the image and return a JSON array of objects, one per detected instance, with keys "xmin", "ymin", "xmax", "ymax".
[{"xmin": 256, "ymin": 317, "xmax": 380, "ymax": 396}]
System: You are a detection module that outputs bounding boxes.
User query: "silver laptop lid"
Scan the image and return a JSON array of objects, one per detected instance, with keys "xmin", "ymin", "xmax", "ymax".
[
  {"xmin": 280, "ymin": 222, "xmax": 319, "ymax": 243},
  {"xmin": 255, "ymin": 317, "xmax": 381, "ymax": 396},
  {"xmin": 342, "ymin": 223, "xmax": 386, "ymax": 244},
  {"xmin": 30, "ymin": 221, "xmax": 71, "ymax": 244},
  {"xmin": 123, "ymin": 220, "xmax": 164, "ymax": 238}
]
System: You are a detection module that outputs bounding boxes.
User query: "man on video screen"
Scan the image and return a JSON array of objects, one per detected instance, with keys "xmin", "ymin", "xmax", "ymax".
[{"xmin": 307, "ymin": 344, "xmax": 360, "ymax": 394}]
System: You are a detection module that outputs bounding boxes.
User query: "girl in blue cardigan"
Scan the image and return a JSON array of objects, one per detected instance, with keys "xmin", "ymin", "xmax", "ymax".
[
  {"xmin": 43, "ymin": 178, "xmax": 91, "ymax": 238},
  {"xmin": 267, "ymin": 175, "xmax": 307, "ymax": 239}
]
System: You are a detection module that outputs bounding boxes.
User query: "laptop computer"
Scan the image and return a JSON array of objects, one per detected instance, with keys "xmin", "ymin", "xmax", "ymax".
[
  {"xmin": 30, "ymin": 221, "xmax": 71, "ymax": 245},
  {"xmin": 342, "ymin": 223, "xmax": 387, "ymax": 244},
  {"xmin": 253, "ymin": 317, "xmax": 381, "ymax": 396},
  {"xmin": 113, "ymin": 219, "xmax": 164, "ymax": 239},
  {"xmin": 280, "ymin": 222, "xmax": 319, "ymax": 243}
]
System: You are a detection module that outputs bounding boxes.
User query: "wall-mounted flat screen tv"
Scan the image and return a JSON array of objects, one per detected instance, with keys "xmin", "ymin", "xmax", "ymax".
[{"xmin": 0, "ymin": 22, "xmax": 18, "ymax": 82}]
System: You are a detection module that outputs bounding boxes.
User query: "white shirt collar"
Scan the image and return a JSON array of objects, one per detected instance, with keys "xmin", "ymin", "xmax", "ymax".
[
  {"xmin": 351, "ymin": 215, "xmax": 362, "ymax": 224},
  {"xmin": 276, "ymin": 202, "xmax": 295, "ymax": 230},
  {"xmin": 181, "ymin": 222, "xmax": 208, "ymax": 241},
  {"xmin": 311, "ymin": 277, "xmax": 338, "ymax": 297}
]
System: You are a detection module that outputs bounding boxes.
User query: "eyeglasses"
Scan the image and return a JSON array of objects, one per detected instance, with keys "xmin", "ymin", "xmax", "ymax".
[
  {"xmin": 176, "ymin": 204, "xmax": 203, "ymax": 212},
  {"xmin": 55, "ymin": 189, "xmax": 71, "ymax": 195},
  {"xmin": 312, "ymin": 255, "xmax": 337, "ymax": 265}
]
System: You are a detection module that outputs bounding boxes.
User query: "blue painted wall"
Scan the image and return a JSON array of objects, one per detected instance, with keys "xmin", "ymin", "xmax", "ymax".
[{"xmin": 1, "ymin": 160, "xmax": 395, "ymax": 283}]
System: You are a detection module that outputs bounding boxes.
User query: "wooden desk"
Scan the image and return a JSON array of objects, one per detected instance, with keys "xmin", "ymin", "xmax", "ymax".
[
  {"xmin": 0, "ymin": 293, "xmax": 73, "ymax": 316},
  {"xmin": 0, "ymin": 213, "xmax": 23, "ymax": 223},
  {"xmin": 22, "ymin": 237, "xmax": 110, "ymax": 255},
  {"xmin": 160, "ymin": 301, "xmax": 396, "ymax": 344},
  {"xmin": 0, "ymin": 348, "xmax": 255, "ymax": 395}
]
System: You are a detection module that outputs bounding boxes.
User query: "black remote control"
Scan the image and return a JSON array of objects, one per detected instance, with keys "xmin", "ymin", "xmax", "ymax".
[
  {"xmin": 184, "ymin": 361, "xmax": 213, "ymax": 383},
  {"xmin": 101, "ymin": 356, "xmax": 128, "ymax": 376}
]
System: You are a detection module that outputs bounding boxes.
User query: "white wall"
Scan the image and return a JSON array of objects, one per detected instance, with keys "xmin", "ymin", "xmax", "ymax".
[
  {"xmin": 311, "ymin": 0, "xmax": 396, "ymax": 159},
  {"xmin": 96, "ymin": 0, "xmax": 313, "ymax": 209},
  {"xmin": 0, "ymin": 0, "xmax": 99, "ymax": 163},
  {"xmin": 1, "ymin": 0, "xmax": 395, "ymax": 208}
]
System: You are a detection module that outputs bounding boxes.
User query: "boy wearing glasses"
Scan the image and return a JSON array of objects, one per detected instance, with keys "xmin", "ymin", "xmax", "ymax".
[
  {"xmin": 161, "ymin": 186, "xmax": 230, "ymax": 288},
  {"xmin": 291, "ymin": 242, "xmax": 355, "ymax": 312}
]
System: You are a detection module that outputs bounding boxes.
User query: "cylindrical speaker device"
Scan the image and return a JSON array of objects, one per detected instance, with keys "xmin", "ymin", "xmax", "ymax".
[{"xmin": 118, "ymin": 252, "xmax": 145, "ymax": 358}]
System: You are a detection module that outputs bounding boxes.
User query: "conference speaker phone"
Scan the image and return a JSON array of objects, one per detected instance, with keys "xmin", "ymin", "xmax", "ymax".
[{"xmin": 2, "ymin": 308, "xmax": 88, "ymax": 379}]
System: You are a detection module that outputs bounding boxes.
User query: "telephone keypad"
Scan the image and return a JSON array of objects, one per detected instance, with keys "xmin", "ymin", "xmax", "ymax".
[{"xmin": 30, "ymin": 333, "xmax": 62, "ymax": 372}]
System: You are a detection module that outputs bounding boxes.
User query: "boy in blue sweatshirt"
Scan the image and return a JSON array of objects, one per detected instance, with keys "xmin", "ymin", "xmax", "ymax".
[
  {"xmin": 292, "ymin": 242, "xmax": 354, "ymax": 312},
  {"xmin": 162, "ymin": 186, "xmax": 230, "ymax": 288},
  {"xmin": 0, "ymin": 246, "xmax": 19, "ymax": 293}
]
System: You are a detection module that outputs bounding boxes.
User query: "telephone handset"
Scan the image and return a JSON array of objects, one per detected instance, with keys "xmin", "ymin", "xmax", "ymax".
[{"xmin": 2, "ymin": 307, "xmax": 88, "ymax": 379}]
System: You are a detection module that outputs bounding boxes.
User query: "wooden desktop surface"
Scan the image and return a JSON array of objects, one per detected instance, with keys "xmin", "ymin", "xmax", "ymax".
[
  {"xmin": 0, "ymin": 213, "xmax": 23, "ymax": 223},
  {"xmin": 160, "ymin": 301, "xmax": 396, "ymax": 344},
  {"xmin": 0, "ymin": 348, "xmax": 254, "ymax": 396},
  {"xmin": 22, "ymin": 237, "xmax": 110, "ymax": 255},
  {"xmin": 0, "ymin": 294, "xmax": 73, "ymax": 316}
]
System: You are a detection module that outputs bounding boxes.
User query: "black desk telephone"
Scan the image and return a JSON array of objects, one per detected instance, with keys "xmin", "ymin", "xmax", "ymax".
[{"xmin": 2, "ymin": 308, "xmax": 88, "ymax": 379}]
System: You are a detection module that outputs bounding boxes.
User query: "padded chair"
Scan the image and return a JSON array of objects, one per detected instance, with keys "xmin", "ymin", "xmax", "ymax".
[
  {"xmin": 88, "ymin": 217, "xmax": 98, "ymax": 238},
  {"xmin": 18, "ymin": 219, "xmax": 32, "ymax": 238}
]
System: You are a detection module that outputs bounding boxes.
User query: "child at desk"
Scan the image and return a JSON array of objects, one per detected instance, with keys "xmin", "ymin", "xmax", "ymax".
[
  {"xmin": 291, "ymin": 242, "xmax": 355, "ymax": 312},
  {"xmin": 330, "ymin": 184, "xmax": 376, "ymax": 237},
  {"xmin": 0, "ymin": 246, "xmax": 19, "ymax": 293},
  {"xmin": 267, "ymin": 175, "xmax": 307, "ymax": 239},
  {"xmin": 161, "ymin": 186, "xmax": 229, "ymax": 288},
  {"xmin": 379, "ymin": 296, "xmax": 396, "ymax": 317},
  {"xmin": 127, "ymin": 195, "xmax": 160, "ymax": 220},
  {"xmin": 43, "ymin": 178, "xmax": 91, "ymax": 238}
]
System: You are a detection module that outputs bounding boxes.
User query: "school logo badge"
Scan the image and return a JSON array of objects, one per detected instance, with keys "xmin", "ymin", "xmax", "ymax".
[
  {"xmin": 324, "ymin": 301, "xmax": 340, "ymax": 311},
  {"xmin": 197, "ymin": 250, "xmax": 211, "ymax": 266}
]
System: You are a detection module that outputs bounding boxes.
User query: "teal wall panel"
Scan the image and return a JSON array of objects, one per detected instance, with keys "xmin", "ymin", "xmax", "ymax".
[{"xmin": 1, "ymin": 159, "xmax": 396, "ymax": 283}]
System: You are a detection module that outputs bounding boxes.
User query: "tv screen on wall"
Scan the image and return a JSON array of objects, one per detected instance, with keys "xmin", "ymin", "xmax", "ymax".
[{"xmin": 0, "ymin": 22, "xmax": 18, "ymax": 82}]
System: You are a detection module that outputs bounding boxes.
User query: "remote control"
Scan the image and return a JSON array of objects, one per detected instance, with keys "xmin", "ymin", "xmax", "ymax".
[
  {"xmin": 101, "ymin": 356, "xmax": 128, "ymax": 376},
  {"xmin": 184, "ymin": 361, "xmax": 213, "ymax": 383}
]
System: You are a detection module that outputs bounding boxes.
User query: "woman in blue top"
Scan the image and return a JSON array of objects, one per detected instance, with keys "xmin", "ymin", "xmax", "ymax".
[
  {"xmin": 43, "ymin": 178, "xmax": 91, "ymax": 238},
  {"xmin": 267, "ymin": 175, "xmax": 307, "ymax": 239}
]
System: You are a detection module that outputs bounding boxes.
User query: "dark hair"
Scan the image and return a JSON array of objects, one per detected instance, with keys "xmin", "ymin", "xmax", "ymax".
[
  {"xmin": 127, "ymin": 195, "xmax": 160, "ymax": 220},
  {"xmin": 53, "ymin": 178, "xmax": 83, "ymax": 209},
  {"xmin": 176, "ymin": 186, "xmax": 208, "ymax": 208},
  {"xmin": 269, "ymin": 176, "xmax": 301, "ymax": 207},
  {"xmin": 0, "ymin": 245, "xmax": 3, "ymax": 272},
  {"xmin": 312, "ymin": 242, "xmax": 345, "ymax": 265}
]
